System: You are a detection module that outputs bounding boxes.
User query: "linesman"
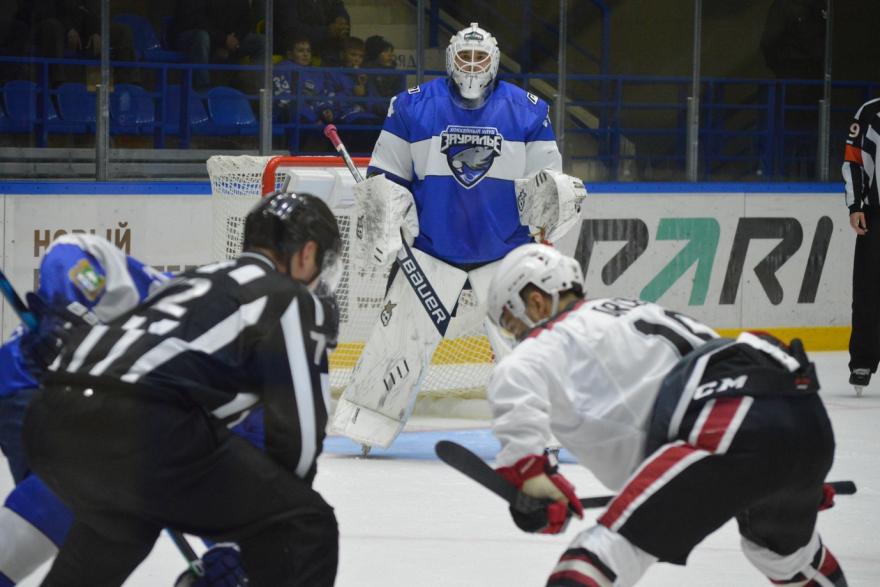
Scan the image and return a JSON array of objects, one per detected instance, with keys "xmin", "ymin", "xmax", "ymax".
[
  {"xmin": 842, "ymin": 96, "xmax": 880, "ymax": 395},
  {"xmin": 21, "ymin": 192, "xmax": 342, "ymax": 586}
]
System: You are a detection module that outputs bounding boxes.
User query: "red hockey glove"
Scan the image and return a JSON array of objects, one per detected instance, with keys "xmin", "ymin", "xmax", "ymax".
[
  {"xmin": 818, "ymin": 483, "xmax": 836, "ymax": 511},
  {"xmin": 497, "ymin": 452, "xmax": 584, "ymax": 534}
]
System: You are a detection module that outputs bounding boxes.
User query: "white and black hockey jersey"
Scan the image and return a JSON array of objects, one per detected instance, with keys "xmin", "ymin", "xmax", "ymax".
[
  {"xmin": 46, "ymin": 253, "xmax": 334, "ymax": 481},
  {"xmin": 843, "ymin": 96, "xmax": 880, "ymax": 213},
  {"xmin": 488, "ymin": 298, "xmax": 718, "ymax": 491}
]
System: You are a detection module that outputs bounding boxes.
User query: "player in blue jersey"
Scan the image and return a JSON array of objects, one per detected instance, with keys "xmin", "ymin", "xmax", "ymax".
[
  {"xmin": 332, "ymin": 23, "xmax": 587, "ymax": 450},
  {"xmin": 0, "ymin": 235, "xmax": 245, "ymax": 587}
]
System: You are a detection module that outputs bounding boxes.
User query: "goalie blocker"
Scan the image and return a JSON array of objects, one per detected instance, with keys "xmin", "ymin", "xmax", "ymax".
[{"xmin": 332, "ymin": 170, "xmax": 584, "ymax": 449}]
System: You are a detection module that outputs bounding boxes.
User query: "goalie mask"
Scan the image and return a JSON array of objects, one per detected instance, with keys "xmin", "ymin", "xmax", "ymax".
[
  {"xmin": 488, "ymin": 244, "xmax": 584, "ymax": 343},
  {"xmin": 243, "ymin": 191, "xmax": 343, "ymax": 293},
  {"xmin": 446, "ymin": 22, "xmax": 500, "ymax": 109}
]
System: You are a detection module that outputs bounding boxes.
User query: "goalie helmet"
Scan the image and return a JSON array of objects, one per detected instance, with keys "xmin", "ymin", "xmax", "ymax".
[
  {"xmin": 243, "ymin": 191, "xmax": 342, "ymax": 290},
  {"xmin": 446, "ymin": 22, "xmax": 500, "ymax": 108},
  {"xmin": 488, "ymin": 244, "xmax": 584, "ymax": 339}
]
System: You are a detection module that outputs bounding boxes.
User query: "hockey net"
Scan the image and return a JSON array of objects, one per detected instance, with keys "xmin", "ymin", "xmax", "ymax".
[{"xmin": 207, "ymin": 155, "xmax": 494, "ymax": 403}]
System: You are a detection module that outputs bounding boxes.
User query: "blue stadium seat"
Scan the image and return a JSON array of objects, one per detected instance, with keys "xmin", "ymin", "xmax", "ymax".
[
  {"xmin": 2, "ymin": 80, "xmax": 60, "ymax": 133},
  {"xmin": 110, "ymin": 83, "xmax": 155, "ymax": 134},
  {"xmin": 164, "ymin": 85, "xmax": 209, "ymax": 135},
  {"xmin": 56, "ymin": 83, "xmax": 96, "ymax": 133},
  {"xmin": 207, "ymin": 87, "xmax": 258, "ymax": 135},
  {"xmin": 113, "ymin": 13, "xmax": 184, "ymax": 62}
]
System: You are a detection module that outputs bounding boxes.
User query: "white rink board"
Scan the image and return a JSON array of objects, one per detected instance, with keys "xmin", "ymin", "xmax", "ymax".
[
  {"xmin": 578, "ymin": 190, "xmax": 851, "ymax": 329},
  {"xmin": 0, "ymin": 191, "xmax": 214, "ymax": 339},
  {"xmin": 0, "ymin": 184, "xmax": 850, "ymax": 338}
]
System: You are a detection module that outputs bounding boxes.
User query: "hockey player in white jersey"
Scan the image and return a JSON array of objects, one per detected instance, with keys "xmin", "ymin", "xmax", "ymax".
[
  {"xmin": 332, "ymin": 22, "xmax": 586, "ymax": 449},
  {"xmin": 483, "ymin": 244, "xmax": 847, "ymax": 587}
]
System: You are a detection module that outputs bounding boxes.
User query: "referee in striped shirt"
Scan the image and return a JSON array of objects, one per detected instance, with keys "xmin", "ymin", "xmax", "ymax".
[
  {"xmin": 843, "ymin": 97, "xmax": 880, "ymax": 395},
  {"xmin": 22, "ymin": 192, "xmax": 342, "ymax": 586}
]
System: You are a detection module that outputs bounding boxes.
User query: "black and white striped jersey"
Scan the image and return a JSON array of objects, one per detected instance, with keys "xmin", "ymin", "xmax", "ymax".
[
  {"xmin": 842, "ymin": 97, "xmax": 880, "ymax": 213},
  {"xmin": 46, "ymin": 252, "xmax": 334, "ymax": 481}
]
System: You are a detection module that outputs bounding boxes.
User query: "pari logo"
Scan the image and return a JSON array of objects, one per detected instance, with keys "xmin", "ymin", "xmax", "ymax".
[{"xmin": 440, "ymin": 125, "xmax": 503, "ymax": 188}]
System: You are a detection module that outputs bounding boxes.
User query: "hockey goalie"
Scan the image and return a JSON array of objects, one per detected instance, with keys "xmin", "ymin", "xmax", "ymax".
[{"xmin": 331, "ymin": 22, "xmax": 587, "ymax": 450}]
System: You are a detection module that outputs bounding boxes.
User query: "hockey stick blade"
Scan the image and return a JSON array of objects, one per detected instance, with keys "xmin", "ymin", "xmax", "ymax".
[
  {"xmin": 435, "ymin": 440, "xmax": 609, "ymax": 511},
  {"xmin": 829, "ymin": 480, "xmax": 856, "ymax": 495}
]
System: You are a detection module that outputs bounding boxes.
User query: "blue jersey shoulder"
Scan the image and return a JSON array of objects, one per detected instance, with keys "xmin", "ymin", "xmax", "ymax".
[{"xmin": 385, "ymin": 78, "xmax": 552, "ymax": 144}]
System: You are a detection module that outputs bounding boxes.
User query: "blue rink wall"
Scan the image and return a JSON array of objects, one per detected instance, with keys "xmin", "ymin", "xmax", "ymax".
[{"xmin": 0, "ymin": 181, "xmax": 852, "ymax": 349}]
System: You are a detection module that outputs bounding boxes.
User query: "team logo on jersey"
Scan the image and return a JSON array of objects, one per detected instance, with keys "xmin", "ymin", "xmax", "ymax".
[
  {"xmin": 68, "ymin": 259, "xmax": 105, "ymax": 302},
  {"xmin": 380, "ymin": 300, "xmax": 397, "ymax": 326},
  {"xmin": 439, "ymin": 125, "xmax": 504, "ymax": 188}
]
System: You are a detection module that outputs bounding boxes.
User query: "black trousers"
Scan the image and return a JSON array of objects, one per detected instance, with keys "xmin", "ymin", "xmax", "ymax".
[
  {"xmin": 23, "ymin": 382, "xmax": 337, "ymax": 587},
  {"xmin": 850, "ymin": 206, "xmax": 880, "ymax": 373}
]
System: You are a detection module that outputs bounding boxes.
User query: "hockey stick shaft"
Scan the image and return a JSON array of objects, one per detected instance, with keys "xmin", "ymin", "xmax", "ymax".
[
  {"xmin": 323, "ymin": 124, "xmax": 365, "ymax": 183},
  {"xmin": 166, "ymin": 530, "xmax": 204, "ymax": 577},
  {"xmin": 0, "ymin": 267, "xmax": 38, "ymax": 330},
  {"xmin": 1, "ymin": 268, "xmax": 204, "ymax": 573},
  {"xmin": 435, "ymin": 441, "xmax": 857, "ymax": 511},
  {"xmin": 323, "ymin": 125, "xmax": 454, "ymax": 337}
]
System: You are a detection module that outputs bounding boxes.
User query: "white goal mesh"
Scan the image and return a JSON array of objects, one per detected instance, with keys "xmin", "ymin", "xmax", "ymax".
[{"xmin": 208, "ymin": 155, "xmax": 493, "ymax": 400}]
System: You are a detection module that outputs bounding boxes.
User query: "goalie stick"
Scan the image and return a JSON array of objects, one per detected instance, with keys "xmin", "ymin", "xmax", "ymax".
[
  {"xmin": 0, "ymin": 267, "xmax": 205, "ymax": 576},
  {"xmin": 322, "ymin": 124, "xmax": 455, "ymax": 337},
  {"xmin": 435, "ymin": 440, "xmax": 857, "ymax": 512}
]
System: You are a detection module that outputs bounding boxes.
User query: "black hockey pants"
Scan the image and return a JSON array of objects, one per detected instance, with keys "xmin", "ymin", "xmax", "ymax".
[{"xmin": 23, "ymin": 382, "xmax": 338, "ymax": 587}]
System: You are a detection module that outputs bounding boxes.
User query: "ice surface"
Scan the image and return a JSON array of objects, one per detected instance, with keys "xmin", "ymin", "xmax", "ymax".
[{"xmin": 3, "ymin": 352, "xmax": 878, "ymax": 586}]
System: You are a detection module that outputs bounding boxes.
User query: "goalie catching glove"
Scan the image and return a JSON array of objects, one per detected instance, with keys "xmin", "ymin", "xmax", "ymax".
[
  {"xmin": 353, "ymin": 174, "xmax": 419, "ymax": 267},
  {"xmin": 515, "ymin": 169, "xmax": 587, "ymax": 243},
  {"xmin": 497, "ymin": 451, "xmax": 584, "ymax": 534}
]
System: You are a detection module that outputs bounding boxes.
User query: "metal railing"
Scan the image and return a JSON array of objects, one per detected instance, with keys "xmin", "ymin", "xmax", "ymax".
[{"xmin": 1, "ymin": 56, "xmax": 878, "ymax": 182}]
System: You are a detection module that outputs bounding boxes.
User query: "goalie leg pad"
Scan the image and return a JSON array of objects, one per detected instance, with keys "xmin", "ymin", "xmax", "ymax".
[{"xmin": 332, "ymin": 249, "xmax": 468, "ymax": 448}]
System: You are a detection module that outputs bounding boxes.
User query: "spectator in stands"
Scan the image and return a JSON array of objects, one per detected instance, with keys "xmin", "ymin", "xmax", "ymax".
[
  {"xmin": 363, "ymin": 35, "xmax": 404, "ymax": 115},
  {"xmin": 171, "ymin": 0, "xmax": 265, "ymax": 91},
  {"xmin": 273, "ymin": 36, "xmax": 335, "ymax": 124},
  {"xmin": 3, "ymin": 0, "xmax": 137, "ymax": 85},
  {"xmin": 325, "ymin": 36, "xmax": 380, "ymax": 124},
  {"xmin": 275, "ymin": 0, "xmax": 349, "ymax": 65}
]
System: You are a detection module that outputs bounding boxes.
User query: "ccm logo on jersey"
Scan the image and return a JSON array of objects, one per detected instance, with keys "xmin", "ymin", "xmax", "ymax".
[{"xmin": 694, "ymin": 375, "xmax": 748, "ymax": 400}]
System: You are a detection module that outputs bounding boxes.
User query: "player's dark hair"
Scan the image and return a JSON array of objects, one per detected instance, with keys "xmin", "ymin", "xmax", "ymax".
[{"xmin": 243, "ymin": 192, "xmax": 341, "ymax": 268}]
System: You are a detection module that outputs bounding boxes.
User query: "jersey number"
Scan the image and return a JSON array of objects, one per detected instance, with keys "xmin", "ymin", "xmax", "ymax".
[
  {"xmin": 634, "ymin": 310, "xmax": 714, "ymax": 356},
  {"xmin": 154, "ymin": 278, "xmax": 212, "ymax": 318}
]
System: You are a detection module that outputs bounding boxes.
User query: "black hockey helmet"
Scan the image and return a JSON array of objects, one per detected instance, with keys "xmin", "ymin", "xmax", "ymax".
[{"xmin": 243, "ymin": 191, "xmax": 342, "ymax": 284}]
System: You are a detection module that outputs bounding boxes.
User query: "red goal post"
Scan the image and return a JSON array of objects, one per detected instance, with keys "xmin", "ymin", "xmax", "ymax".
[{"xmin": 207, "ymin": 154, "xmax": 494, "ymax": 404}]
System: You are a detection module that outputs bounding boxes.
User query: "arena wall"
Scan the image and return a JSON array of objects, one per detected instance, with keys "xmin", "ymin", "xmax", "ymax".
[{"xmin": 0, "ymin": 181, "xmax": 850, "ymax": 350}]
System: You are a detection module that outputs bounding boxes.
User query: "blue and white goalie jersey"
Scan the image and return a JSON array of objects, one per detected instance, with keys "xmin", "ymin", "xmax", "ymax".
[{"xmin": 368, "ymin": 78, "xmax": 562, "ymax": 265}]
